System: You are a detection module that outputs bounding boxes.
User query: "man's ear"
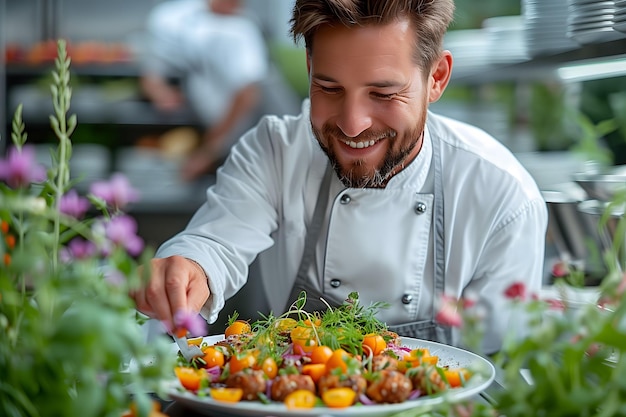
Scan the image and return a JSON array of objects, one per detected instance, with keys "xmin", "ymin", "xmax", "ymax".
[{"xmin": 428, "ymin": 51, "xmax": 453, "ymax": 103}]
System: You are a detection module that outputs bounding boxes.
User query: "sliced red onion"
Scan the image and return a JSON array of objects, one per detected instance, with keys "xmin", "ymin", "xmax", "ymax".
[
  {"xmin": 206, "ymin": 366, "xmax": 221, "ymax": 382},
  {"xmin": 358, "ymin": 393, "xmax": 376, "ymax": 406},
  {"xmin": 408, "ymin": 389, "xmax": 422, "ymax": 400},
  {"xmin": 265, "ymin": 378, "xmax": 273, "ymax": 399}
]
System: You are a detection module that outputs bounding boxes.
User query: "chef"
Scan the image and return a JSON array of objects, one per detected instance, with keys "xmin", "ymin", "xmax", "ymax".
[{"xmin": 132, "ymin": 0, "xmax": 548, "ymax": 354}]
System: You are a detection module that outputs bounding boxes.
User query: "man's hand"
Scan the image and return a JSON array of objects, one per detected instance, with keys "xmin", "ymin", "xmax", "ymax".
[{"xmin": 132, "ymin": 255, "xmax": 210, "ymax": 329}]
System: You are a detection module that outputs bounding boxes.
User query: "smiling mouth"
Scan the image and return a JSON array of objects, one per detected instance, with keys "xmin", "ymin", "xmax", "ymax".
[
  {"xmin": 341, "ymin": 139, "xmax": 377, "ymax": 149},
  {"xmin": 340, "ymin": 132, "xmax": 395, "ymax": 149}
]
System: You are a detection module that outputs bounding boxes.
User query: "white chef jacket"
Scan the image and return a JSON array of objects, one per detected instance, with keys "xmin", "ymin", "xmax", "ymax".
[
  {"xmin": 156, "ymin": 99, "xmax": 548, "ymax": 353},
  {"xmin": 141, "ymin": 0, "xmax": 268, "ymax": 126}
]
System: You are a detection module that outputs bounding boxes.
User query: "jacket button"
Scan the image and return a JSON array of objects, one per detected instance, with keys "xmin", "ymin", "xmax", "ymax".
[
  {"xmin": 330, "ymin": 279, "xmax": 341, "ymax": 288},
  {"xmin": 340, "ymin": 194, "xmax": 351, "ymax": 204},
  {"xmin": 414, "ymin": 202, "xmax": 427, "ymax": 214},
  {"xmin": 402, "ymin": 294, "xmax": 413, "ymax": 304}
]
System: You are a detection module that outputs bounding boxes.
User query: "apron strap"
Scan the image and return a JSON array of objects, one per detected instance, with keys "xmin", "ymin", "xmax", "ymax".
[{"xmin": 284, "ymin": 164, "xmax": 333, "ymax": 312}]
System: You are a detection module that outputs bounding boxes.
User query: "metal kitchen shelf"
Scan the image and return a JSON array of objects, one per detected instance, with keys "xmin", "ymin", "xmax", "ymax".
[{"xmin": 450, "ymin": 38, "xmax": 626, "ymax": 84}]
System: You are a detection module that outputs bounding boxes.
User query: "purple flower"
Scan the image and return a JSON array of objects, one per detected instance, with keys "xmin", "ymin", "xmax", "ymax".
[
  {"xmin": 89, "ymin": 173, "xmax": 139, "ymax": 210},
  {"xmin": 173, "ymin": 310, "xmax": 207, "ymax": 337},
  {"xmin": 104, "ymin": 215, "xmax": 144, "ymax": 256},
  {"xmin": 59, "ymin": 189, "xmax": 90, "ymax": 219},
  {"xmin": 104, "ymin": 269, "xmax": 126, "ymax": 287},
  {"xmin": 60, "ymin": 238, "xmax": 97, "ymax": 262},
  {"xmin": 0, "ymin": 145, "xmax": 47, "ymax": 188}
]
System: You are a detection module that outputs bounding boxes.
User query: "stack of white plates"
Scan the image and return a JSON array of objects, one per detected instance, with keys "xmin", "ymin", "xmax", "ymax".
[
  {"xmin": 523, "ymin": 0, "xmax": 579, "ymax": 57},
  {"xmin": 444, "ymin": 29, "xmax": 491, "ymax": 78},
  {"xmin": 614, "ymin": 0, "xmax": 626, "ymax": 32},
  {"xmin": 567, "ymin": 0, "xmax": 626, "ymax": 44},
  {"xmin": 482, "ymin": 16, "xmax": 529, "ymax": 65}
]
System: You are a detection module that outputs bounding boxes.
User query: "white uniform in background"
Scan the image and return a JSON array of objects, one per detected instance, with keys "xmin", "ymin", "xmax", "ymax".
[
  {"xmin": 156, "ymin": 99, "xmax": 548, "ymax": 354},
  {"xmin": 142, "ymin": 0, "xmax": 268, "ymax": 126}
]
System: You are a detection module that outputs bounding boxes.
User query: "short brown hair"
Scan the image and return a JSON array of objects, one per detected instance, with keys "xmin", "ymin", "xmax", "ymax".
[{"xmin": 290, "ymin": 0, "xmax": 455, "ymax": 71}]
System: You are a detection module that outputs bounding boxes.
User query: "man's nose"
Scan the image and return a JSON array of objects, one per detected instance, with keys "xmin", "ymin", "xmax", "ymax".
[{"xmin": 336, "ymin": 96, "xmax": 373, "ymax": 138}]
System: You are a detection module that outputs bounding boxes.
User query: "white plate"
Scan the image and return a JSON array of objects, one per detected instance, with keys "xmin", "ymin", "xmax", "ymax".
[{"xmin": 164, "ymin": 335, "xmax": 496, "ymax": 417}]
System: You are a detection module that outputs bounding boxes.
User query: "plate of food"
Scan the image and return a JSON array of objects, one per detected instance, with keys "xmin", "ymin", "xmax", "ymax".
[{"xmin": 162, "ymin": 293, "xmax": 496, "ymax": 417}]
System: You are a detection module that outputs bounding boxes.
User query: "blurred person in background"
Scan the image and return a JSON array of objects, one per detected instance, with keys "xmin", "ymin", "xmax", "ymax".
[{"xmin": 140, "ymin": 0, "xmax": 269, "ymax": 180}]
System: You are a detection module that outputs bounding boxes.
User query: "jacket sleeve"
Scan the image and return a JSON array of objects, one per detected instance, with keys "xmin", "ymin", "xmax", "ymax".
[
  {"xmin": 155, "ymin": 116, "xmax": 285, "ymax": 323},
  {"xmin": 461, "ymin": 196, "xmax": 548, "ymax": 354}
]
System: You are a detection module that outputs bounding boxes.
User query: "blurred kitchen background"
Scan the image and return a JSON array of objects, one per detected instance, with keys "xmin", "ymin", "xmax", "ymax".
[{"xmin": 2, "ymin": 0, "xmax": 626, "ymax": 329}]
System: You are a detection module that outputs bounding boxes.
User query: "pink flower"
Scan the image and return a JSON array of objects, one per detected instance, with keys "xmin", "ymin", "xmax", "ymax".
[
  {"xmin": 435, "ymin": 295, "xmax": 463, "ymax": 328},
  {"xmin": 504, "ymin": 282, "xmax": 527, "ymax": 301},
  {"xmin": 0, "ymin": 145, "xmax": 47, "ymax": 188},
  {"xmin": 173, "ymin": 310, "xmax": 207, "ymax": 337},
  {"xmin": 59, "ymin": 238, "xmax": 97, "ymax": 262},
  {"xmin": 104, "ymin": 215, "xmax": 144, "ymax": 256},
  {"xmin": 89, "ymin": 173, "xmax": 139, "ymax": 210},
  {"xmin": 552, "ymin": 261, "xmax": 570, "ymax": 278},
  {"xmin": 59, "ymin": 189, "xmax": 90, "ymax": 218},
  {"xmin": 545, "ymin": 298, "xmax": 565, "ymax": 311}
]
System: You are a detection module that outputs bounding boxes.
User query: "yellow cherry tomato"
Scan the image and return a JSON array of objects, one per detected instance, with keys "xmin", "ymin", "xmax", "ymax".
[
  {"xmin": 310, "ymin": 345, "xmax": 334, "ymax": 364},
  {"xmin": 362, "ymin": 333, "xmax": 386, "ymax": 356},
  {"xmin": 210, "ymin": 387, "xmax": 244, "ymax": 403},
  {"xmin": 290, "ymin": 326, "xmax": 318, "ymax": 353},
  {"xmin": 301, "ymin": 363, "xmax": 326, "ymax": 383},
  {"xmin": 284, "ymin": 389, "xmax": 317, "ymax": 409},
  {"xmin": 174, "ymin": 366, "xmax": 205, "ymax": 391},
  {"xmin": 444, "ymin": 368, "xmax": 471, "ymax": 387},
  {"xmin": 260, "ymin": 356, "xmax": 278, "ymax": 379},
  {"xmin": 326, "ymin": 348, "xmax": 350, "ymax": 374},
  {"xmin": 274, "ymin": 317, "xmax": 298, "ymax": 332},
  {"xmin": 225, "ymin": 320, "xmax": 251, "ymax": 338},
  {"xmin": 201, "ymin": 346, "xmax": 225, "ymax": 368},
  {"xmin": 321, "ymin": 387, "xmax": 356, "ymax": 408},
  {"xmin": 229, "ymin": 351, "xmax": 256, "ymax": 374}
]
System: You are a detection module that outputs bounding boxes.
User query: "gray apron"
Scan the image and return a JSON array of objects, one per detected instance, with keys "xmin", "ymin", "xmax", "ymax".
[{"xmin": 284, "ymin": 135, "xmax": 452, "ymax": 345}]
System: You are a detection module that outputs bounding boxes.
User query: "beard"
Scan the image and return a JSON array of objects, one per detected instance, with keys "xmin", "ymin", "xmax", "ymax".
[{"xmin": 312, "ymin": 117, "xmax": 426, "ymax": 188}]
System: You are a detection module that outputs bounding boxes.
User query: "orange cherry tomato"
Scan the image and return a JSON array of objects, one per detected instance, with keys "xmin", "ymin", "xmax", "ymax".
[
  {"xmin": 310, "ymin": 345, "xmax": 334, "ymax": 364},
  {"xmin": 444, "ymin": 368, "xmax": 471, "ymax": 387},
  {"xmin": 225, "ymin": 320, "xmax": 251, "ymax": 338},
  {"xmin": 260, "ymin": 356, "xmax": 278, "ymax": 379},
  {"xmin": 326, "ymin": 348, "xmax": 350, "ymax": 374},
  {"xmin": 304, "ymin": 317, "xmax": 321, "ymax": 327},
  {"xmin": 362, "ymin": 333, "xmax": 386, "ymax": 356},
  {"xmin": 290, "ymin": 326, "xmax": 318, "ymax": 353},
  {"xmin": 174, "ymin": 366, "xmax": 205, "ymax": 391},
  {"xmin": 201, "ymin": 346, "xmax": 225, "ymax": 368},
  {"xmin": 284, "ymin": 389, "xmax": 317, "ymax": 409},
  {"xmin": 321, "ymin": 387, "xmax": 356, "ymax": 408},
  {"xmin": 210, "ymin": 387, "xmax": 244, "ymax": 403},
  {"xmin": 229, "ymin": 351, "xmax": 256, "ymax": 374},
  {"xmin": 302, "ymin": 363, "xmax": 327, "ymax": 383}
]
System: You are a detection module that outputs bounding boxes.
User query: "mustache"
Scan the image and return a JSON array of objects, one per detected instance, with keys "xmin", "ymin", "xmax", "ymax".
[{"xmin": 321, "ymin": 124, "xmax": 397, "ymax": 142}]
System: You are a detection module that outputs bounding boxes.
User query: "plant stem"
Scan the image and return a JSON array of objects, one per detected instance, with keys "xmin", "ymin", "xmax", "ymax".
[{"xmin": 49, "ymin": 40, "xmax": 74, "ymax": 271}]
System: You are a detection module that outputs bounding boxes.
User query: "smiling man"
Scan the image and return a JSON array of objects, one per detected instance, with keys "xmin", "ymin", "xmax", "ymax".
[{"xmin": 132, "ymin": 0, "xmax": 548, "ymax": 354}]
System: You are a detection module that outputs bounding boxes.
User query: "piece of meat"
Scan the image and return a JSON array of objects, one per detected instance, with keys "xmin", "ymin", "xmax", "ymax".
[
  {"xmin": 317, "ymin": 374, "xmax": 367, "ymax": 398},
  {"xmin": 371, "ymin": 354, "xmax": 400, "ymax": 372},
  {"xmin": 365, "ymin": 370, "xmax": 413, "ymax": 404},
  {"xmin": 270, "ymin": 374, "xmax": 316, "ymax": 401},
  {"xmin": 225, "ymin": 369, "xmax": 267, "ymax": 401},
  {"xmin": 407, "ymin": 365, "xmax": 447, "ymax": 394}
]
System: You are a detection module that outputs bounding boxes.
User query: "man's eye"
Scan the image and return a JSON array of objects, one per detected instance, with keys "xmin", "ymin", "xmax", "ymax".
[
  {"xmin": 320, "ymin": 86, "xmax": 341, "ymax": 94},
  {"xmin": 371, "ymin": 92, "xmax": 395, "ymax": 100}
]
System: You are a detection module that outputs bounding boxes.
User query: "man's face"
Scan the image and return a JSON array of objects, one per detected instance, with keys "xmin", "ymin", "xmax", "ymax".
[{"xmin": 308, "ymin": 19, "xmax": 446, "ymax": 188}]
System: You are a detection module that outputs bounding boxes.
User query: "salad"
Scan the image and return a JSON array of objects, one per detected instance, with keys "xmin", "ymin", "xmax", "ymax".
[{"xmin": 172, "ymin": 292, "xmax": 472, "ymax": 410}]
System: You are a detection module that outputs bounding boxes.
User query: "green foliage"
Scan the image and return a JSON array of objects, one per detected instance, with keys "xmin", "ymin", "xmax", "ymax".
[{"xmin": 0, "ymin": 40, "xmax": 173, "ymax": 417}]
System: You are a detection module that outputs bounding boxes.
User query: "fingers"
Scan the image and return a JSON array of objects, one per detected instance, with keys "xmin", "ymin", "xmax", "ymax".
[{"xmin": 131, "ymin": 256, "xmax": 210, "ymax": 331}]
